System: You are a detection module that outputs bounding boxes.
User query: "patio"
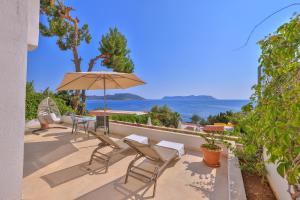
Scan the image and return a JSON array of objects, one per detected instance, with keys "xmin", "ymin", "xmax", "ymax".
[{"xmin": 23, "ymin": 126, "xmax": 229, "ymax": 200}]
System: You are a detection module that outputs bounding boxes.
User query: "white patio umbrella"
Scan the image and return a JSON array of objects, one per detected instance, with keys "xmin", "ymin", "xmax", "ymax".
[{"xmin": 57, "ymin": 71, "xmax": 145, "ymax": 132}]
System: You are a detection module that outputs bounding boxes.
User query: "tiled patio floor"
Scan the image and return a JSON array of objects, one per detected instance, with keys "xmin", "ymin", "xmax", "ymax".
[{"xmin": 23, "ymin": 126, "xmax": 228, "ymax": 200}]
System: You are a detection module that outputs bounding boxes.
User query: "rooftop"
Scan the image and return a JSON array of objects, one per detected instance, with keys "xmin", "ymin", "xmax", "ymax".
[{"xmin": 23, "ymin": 126, "xmax": 229, "ymax": 200}]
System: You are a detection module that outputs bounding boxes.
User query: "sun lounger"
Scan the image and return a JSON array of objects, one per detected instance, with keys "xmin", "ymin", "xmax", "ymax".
[
  {"xmin": 123, "ymin": 139, "xmax": 183, "ymax": 197},
  {"xmin": 88, "ymin": 131, "xmax": 131, "ymax": 172},
  {"xmin": 88, "ymin": 131, "xmax": 149, "ymax": 173}
]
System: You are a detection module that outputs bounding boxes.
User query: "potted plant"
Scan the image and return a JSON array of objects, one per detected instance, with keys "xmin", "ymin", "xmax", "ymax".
[{"xmin": 199, "ymin": 131, "xmax": 222, "ymax": 167}]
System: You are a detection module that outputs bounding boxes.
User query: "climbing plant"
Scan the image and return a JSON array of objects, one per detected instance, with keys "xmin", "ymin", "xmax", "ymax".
[{"xmin": 242, "ymin": 14, "xmax": 300, "ymax": 199}]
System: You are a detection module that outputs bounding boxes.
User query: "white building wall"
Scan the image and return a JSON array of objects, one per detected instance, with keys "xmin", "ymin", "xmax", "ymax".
[
  {"xmin": 27, "ymin": 0, "xmax": 40, "ymax": 50},
  {"xmin": 264, "ymin": 150, "xmax": 292, "ymax": 200},
  {"xmin": 0, "ymin": 0, "xmax": 39, "ymax": 199}
]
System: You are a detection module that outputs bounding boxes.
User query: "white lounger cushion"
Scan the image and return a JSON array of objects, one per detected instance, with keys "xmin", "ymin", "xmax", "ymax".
[{"xmin": 156, "ymin": 141, "xmax": 185, "ymax": 157}]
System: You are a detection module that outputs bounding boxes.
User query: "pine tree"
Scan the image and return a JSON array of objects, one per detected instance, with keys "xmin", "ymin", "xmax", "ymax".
[{"xmin": 40, "ymin": 0, "xmax": 135, "ymax": 113}]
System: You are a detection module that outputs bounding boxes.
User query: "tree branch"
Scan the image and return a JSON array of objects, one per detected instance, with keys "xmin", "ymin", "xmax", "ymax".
[
  {"xmin": 56, "ymin": 0, "xmax": 81, "ymax": 71},
  {"xmin": 87, "ymin": 53, "xmax": 110, "ymax": 72}
]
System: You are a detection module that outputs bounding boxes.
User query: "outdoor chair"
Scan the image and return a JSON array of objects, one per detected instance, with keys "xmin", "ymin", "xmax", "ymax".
[
  {"xmin": 123, "ymin": 139, "xmax": 180, "ymax": 197},
  {"xmin": 33, "ymin": 97, "xmax": 67, "ymax": 134},
  {"xmin": 88, "ymin": 131, "xmax": 131, "ymax": 173}
]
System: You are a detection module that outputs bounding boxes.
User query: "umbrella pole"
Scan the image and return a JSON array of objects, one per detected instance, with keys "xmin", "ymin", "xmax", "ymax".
[{"xmin": 103, "ymin": 77, "xmax": 107, "ymax": 134}]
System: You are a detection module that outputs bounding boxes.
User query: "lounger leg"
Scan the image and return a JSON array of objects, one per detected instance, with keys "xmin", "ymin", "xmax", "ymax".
[
  {"xmin": 105, "ymin": 159, "xmax": 109, "ymax": 173},
  {"xmin": 89, "ymin": 146, "xmax": 103, "ymax": 165},
  {"xmin": 152, "ymin": 180, "xmax": 157, "ymax": 197},
  {"xmin": 89, "ymin": 147, "xmax": 98, "ymax": 165},
  {"xmin": 125, "ymin": 154, "xmax": 143, "ymax": 184}
]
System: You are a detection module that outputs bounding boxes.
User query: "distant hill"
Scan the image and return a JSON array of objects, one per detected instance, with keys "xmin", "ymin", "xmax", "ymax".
[
  {"xmin": 87, "ymin": 93, "xmax": 145, "ymax": 100},
  {"xmin": 162, "ymin": 95, "xmax": 217, "ymax": 101}
]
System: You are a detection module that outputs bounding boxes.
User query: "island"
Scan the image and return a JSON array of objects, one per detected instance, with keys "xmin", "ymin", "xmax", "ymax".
[
  {"xmin": 162, "ymin": 95, "xmax": 217, "ymax": 101},
  {"xmin": 87, "ymin": 93, "xmax": 145, "ymax": 100}
]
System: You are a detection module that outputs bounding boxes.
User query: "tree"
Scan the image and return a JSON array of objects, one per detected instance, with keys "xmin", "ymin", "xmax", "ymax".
[
  {"xmin": 207, "ymin": 111, "xmax": 234, "ymax": 124},
  {"xmin": 190, "ymin": 114, "xmax": 200, "ymax": 124},
  {"xmin": 88, "ymin": 27, "xmax": 134, "ymax": 73},
  {"xmin": 240, "ymin": 14, "xmax": 300, "ymax": 200},
  {"xmin": 40, "ymin": 0, "xmax": 134, "ymax": 113},
  {"xmin": 40, "ymin": 0, "xmax": 91, "ymax": 72},
  {"xmin": 149, "ymin": 105, "xmax": 181, "ymax": 127}
]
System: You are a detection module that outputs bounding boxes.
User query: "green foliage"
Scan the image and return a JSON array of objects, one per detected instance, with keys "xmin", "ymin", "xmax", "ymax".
[
  {"xmin": 26, "ymin": 82, "xmax": 45, "ymax": 120},
  {"xmin": 149, "ymin": 105, "xmax": 181, "ymax": 128},
  {"xmin": 190, "ymin": 114, "xmax": 208, "ymax": 125},
  {"xmin": 40, "ymin": 1, "xmax": 135, "ymax": 114},
  {"xmin": 207, "ymin": 111, "xmax": 235, "ymax": 124},
  {"xmin": 190, "ymin": 114, "xmax": 200, "ymax": 124},
  {"xmin": 40, "ymin": 0, "xmax": 91, "ymax": 51},
  {"xmin": 230, "ymin": 108, "xmax": 267, "ymax": 177},
  {"xmin": 232, "ymin": 14, "xmax": 300, "ymax": 197},
  {"xmin": 99, "ymin": 27, "xmax": 134, "ymax": 73},
  {"xmin": 201, "ymin": 143, "xmax": 221, "ymax": 151},
  {"xmin": 110, "ymin": 114, "xmax": 148, "ymax": 124},
  {"xmin": 255, "ymin": 14, "xmax": 300, "ymax": 194},
  {"xmin": 25, "ymin": 82, "xmax": 74, "ymax": 120},
  {"xmin": 110, "ymin": 105, "xmax": 181, "ymax": 128}
]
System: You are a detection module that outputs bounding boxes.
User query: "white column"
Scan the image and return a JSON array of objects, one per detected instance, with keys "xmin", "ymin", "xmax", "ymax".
[{"xmin": 0, "ymin": 0, "xmax": 38, "ymax": 199}]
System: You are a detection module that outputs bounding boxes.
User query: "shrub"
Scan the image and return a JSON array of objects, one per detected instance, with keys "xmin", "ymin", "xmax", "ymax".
[
  {"xmin": 149, "ymin": 105, "xmax": 181, "ymax": 127},
  {"xmin": 110, "ymin": 114, "xmax": 148, "ymax": 124},
  {"xmin": 25, "ymin": 82, "xmax": 74, "ymax": 120},
  {"xmin": 110, "ymin": 105, "xmax": 181, "ymax": 128}
]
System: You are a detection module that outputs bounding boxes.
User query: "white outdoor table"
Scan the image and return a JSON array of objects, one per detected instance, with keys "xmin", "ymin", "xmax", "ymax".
[
  {"xmin": 125, "ymin": 134, "xmax": 149, "ymax": 144},
  {"xmin": 156, "ymin": 140, "xmax": 185, "ymax": 157}
]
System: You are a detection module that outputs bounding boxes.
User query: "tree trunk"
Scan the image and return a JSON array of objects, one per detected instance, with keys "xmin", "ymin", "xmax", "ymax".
[{"xmin": 79, "ymin": 54, "xmax": 108, "ymax": 115}]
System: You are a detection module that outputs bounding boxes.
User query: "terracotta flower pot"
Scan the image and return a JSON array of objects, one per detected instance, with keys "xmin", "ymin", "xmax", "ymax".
[{"xmin": 201, "ymin": 145, "xmax": 222, "ymax": 168}]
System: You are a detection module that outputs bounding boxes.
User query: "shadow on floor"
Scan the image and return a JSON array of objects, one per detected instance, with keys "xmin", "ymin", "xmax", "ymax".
[
  {"xmin": 41, "ymin": 150, "xmax": 135, "ymax": 187},
  {"xmin": 23, "ymin": 138, "xmax": 78, "ymax": 177},
  {"xmin": 75, "ymin": 158, "xmax": 180, "ymax": 200},
  {"xmin": 183, "ymin": 156, "xmax": 228, "ymax": 200},
  {"xmin": 23, "ymin": 130, "xmax": 91, "ymax": 178},
  {"xmin": 76, "ymin": 176, "xmax": 154, "ymax": 200}
]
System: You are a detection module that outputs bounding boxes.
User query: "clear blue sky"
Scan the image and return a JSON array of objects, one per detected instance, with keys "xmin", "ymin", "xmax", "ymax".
[{"xmin": 27, "ymin": 0, "xmax": 298, "ymax": 99}]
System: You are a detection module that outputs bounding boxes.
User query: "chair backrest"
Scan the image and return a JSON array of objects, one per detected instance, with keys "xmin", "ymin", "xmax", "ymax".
[
  {"xmin": 89, "ymin": 131, "xmax": 121, "ymax": 149},
  {"xmin": 124, "ymin": 139, "xmax": 162, "ymax": 162},
  {"xmin": 37, "ymin": 97, "xmax": 62, "ymax": 124}
]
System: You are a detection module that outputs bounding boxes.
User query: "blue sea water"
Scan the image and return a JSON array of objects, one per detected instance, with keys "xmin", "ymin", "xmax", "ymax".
[{"xmin": 86, "ymin": 99, "xmax": 249, "ymax": 122}]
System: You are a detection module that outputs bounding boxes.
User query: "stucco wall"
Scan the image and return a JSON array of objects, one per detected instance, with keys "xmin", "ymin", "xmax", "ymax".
[
  {"xmin": 264, "ymin": 150, "xmax": 292, "ymax": 200},
  {"xmin": 27, "ymin": 0, "xmax": 40, "ymax": 50},
  {"xmin": 0, "ymin": 0, "xmax": 39, "ymax": 199}
]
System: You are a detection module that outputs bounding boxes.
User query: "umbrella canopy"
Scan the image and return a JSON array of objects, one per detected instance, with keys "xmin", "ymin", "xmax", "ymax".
[
  {"xmin": 56, "ymin": 71, "xmax": 145, "ymax": 134},
  {"xmin": 57, "ymin": 71, "xmax": 145, "ymax": 91}
]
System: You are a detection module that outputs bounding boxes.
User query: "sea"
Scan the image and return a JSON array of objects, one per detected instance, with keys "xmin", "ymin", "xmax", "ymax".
[{"xmin": 86, "ymin": 99, "xmax": 249, "ymax": 122}]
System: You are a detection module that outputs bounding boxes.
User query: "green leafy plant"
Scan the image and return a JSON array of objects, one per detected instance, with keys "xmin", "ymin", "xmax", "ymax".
[
  {"xmin": 200, "ymin": 132, "xmax": 222, "ymax": 151},
  {"xmin": 207, "ymin": 111, "xmax": 235, "ymax": 124},
  {"xmin": 110, "ymin": 114, "xmax": 148, "ymax": 124},
  {"xmin": 110, "ymin": 105, "xmax": 181, "ymax": 128},
  {"xmin": 149, "ymin": 105, "xmax": 181, "ymax": 128},
  {"xmin": 233, "ymin": 14, "xmax": 300, "ymax": 199},
  {"xmin": 190, "ymin": 114, "xmax": 200, "ymax": 124},
  {"xmin": 230, "ymin": 105, "xmax": 267, "ymax": 177}
]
